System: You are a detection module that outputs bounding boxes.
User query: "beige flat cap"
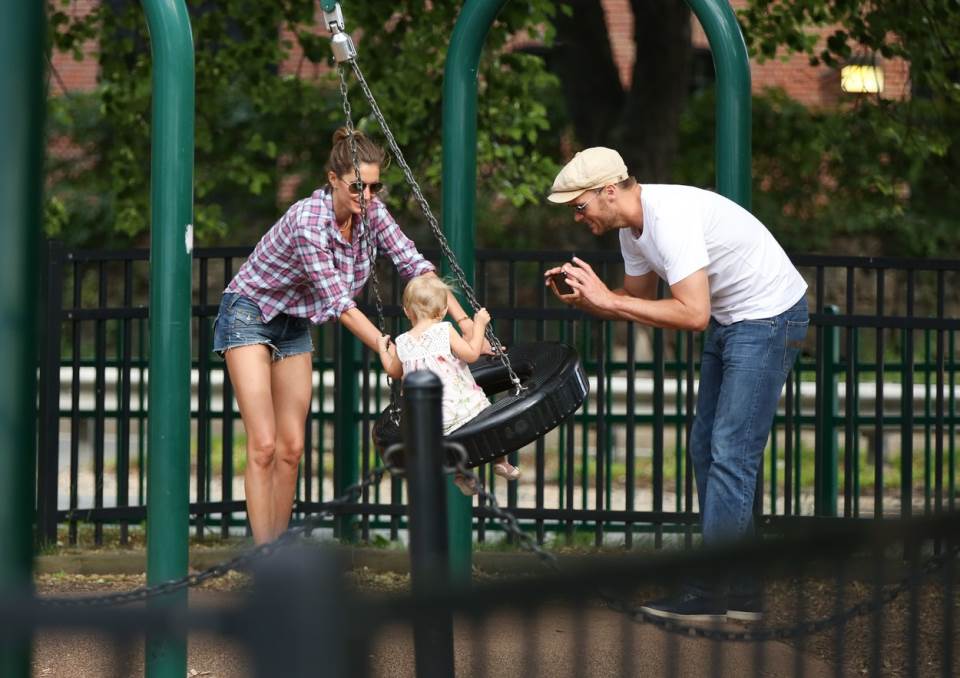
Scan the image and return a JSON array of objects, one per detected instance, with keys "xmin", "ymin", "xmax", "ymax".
[{"xmin": 547, "ymin": 147, "xmax": 629, "ymax": 203}]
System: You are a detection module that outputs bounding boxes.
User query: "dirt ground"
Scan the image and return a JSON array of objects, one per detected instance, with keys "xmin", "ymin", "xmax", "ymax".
[{"xmin": 31, "ymin": 561, "xmax": 958, "ymax": 678}]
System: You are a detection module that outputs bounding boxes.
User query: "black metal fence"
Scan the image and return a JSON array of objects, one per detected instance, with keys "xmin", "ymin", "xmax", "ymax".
[
  {"xmin": 17, "ymin": 373, "xmax": 960, "ymax": 677},
  {"xmin": 35, "ymin": 240, "xmax": 960, "ymax": 546}
]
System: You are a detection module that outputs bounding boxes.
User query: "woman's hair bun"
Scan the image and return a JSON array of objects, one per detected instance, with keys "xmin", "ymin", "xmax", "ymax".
[
  {"xmin": 333, "ymin": 126, "xmax": 365, "ymax": 146},
  {"xmin": 326, "ymin": 127, "xmax": 385, "ymax": 176}
]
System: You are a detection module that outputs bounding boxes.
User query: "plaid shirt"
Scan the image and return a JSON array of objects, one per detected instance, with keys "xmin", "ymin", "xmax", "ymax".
[{"xmin": 226, "ymin": 188, "xmax": 435, "ymax": 324}]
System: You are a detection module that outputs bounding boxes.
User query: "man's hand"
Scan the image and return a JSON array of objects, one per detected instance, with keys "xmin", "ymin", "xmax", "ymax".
[
  {"xmin": 544, "ymin": 265, "xmax": 579, "ymax": 305},
  {"xmin": 560, "ymin": 257, "xmax": 615, "ymax": 314}
]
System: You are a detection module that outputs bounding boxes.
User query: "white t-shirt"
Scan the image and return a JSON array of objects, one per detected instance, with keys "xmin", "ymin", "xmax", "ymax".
[{"xmin": 619, "ymin": 185, "xmax": 807, "ymax": 325}]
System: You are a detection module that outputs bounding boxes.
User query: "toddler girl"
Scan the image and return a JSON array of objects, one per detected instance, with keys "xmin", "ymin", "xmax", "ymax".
[{"xmin": 376, "ymin": 276, "xmax": 521, "ymax": 495}]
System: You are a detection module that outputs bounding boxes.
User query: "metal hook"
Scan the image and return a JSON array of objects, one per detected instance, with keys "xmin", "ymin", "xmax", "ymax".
[
  {"xmin": 382, "ymin": 443, "xmax": 406, "ymax": 474},
  {"xmin": 441, "ymin": 441, "xmax": 469, "ymax": 474}
]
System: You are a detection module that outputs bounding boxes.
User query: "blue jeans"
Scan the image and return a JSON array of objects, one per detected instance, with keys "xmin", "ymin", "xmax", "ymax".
[{"xmin": 690, "ymin": 296, "xmax": 809, "ymax": 545}]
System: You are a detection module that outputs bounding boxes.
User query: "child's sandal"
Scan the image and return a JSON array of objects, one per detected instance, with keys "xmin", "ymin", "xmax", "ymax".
[
  {"xmin": 492, "ymin": 462, "xmax": 521, "ymax": 481},
  {"xmin": 453, "ymin": 473, "xmax": 479, "ymax": 496}
]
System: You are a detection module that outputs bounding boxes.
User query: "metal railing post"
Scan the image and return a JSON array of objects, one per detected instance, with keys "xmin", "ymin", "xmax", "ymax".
[
  {"xmin": 442, "ymin": 0, "xmax": 509, "ymax": 586},
  {"xmin": 334, "ymin": 324, "xmax": 360, "ymax": 542},
  {"xmin": 246, "ymin": 545, "xmax": 348, "ymax": 678},
  {"xmin": 0, "ymin": 1, "xmax": 45, "ymax": 675},
  {"xmin": 403, "ymin": 370, "xmax": 455, "ymax": 678},
  {"xmin": 37, "ymin": 239, "xmax": 65, "ymax": 546},
  {"xmin": 685, "ymin": 0, "xmax": 752, "ymax": 207},
  {"xmin": 141, "ymin": 0, "xmax": 195, "ymax": 676},
  {"xmin": 816, "ymin": 306, "xmax": 840, "ymax": 516}
]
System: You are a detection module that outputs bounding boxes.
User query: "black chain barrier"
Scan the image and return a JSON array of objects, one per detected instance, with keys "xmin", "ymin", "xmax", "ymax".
[
  {"xmin": 449, "ymin": 457, "xmax": 960, "ymax": 643},
  {"xmin": 34, "ymin": 438, "xmax": 959, "ymax": 644},
  {"xmin": 39, "ymin": 464, "xmax": 393, "ymax": 608}
]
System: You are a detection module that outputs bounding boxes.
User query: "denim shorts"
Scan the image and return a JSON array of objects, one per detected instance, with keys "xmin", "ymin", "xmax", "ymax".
[{"xmin": 212, "ymin": 293, "xmax": 313, "ymax": 361}]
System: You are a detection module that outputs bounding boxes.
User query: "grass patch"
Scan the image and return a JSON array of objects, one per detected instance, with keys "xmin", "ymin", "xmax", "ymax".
[{"xmin": 46, "ymin": 523, "xmax": 247, "ymax": 553}]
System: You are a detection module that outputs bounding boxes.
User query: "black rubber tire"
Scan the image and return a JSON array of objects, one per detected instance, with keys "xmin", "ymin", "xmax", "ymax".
[{"xmin": 373, "ymin": 342, "xmax": 588, "ymax": 468}]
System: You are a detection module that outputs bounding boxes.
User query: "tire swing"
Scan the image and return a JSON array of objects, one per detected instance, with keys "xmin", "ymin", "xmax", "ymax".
[
  {"xmin": 374, "ymin": 342, "xmax": 588, "ymax": 468},
  {"xmin": 326, "ymin": 7, "xmax": 588, "ymax": 469}
]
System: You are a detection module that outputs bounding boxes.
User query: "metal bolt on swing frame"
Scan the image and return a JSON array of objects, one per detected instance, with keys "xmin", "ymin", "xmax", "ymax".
[{"xmin": 323, "ymin": 2, "xmax": 357, "ymax": 64}]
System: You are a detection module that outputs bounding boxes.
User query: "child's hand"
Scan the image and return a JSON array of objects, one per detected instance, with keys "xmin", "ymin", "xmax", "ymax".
[
  {"xmin": 376, "ymin": 334, "xmax": 391, "ymax": 354},
  {"xmin": 474, "ymin": 308, "xmax": 490, "ymax": 327}
]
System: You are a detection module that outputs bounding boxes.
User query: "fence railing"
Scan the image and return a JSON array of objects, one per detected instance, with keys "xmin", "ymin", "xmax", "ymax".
[
  {"xmin": 35, "ymin": 240, "xmax": 960, "ymax": 546},
  {"xmin": 19, "ymin": 372, "xmax": 960, "ymax": 677}
]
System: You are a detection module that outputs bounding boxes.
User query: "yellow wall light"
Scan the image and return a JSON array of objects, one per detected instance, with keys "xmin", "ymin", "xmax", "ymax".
[{"xmin": 841, "ymin": 63, "xmax": 885, "ymax": 94}]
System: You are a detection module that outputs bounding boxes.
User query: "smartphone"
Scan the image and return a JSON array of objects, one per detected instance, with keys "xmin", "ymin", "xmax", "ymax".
[{"xmin": 550, "ymin": 272, "xmax": 574, "ymax": 295}]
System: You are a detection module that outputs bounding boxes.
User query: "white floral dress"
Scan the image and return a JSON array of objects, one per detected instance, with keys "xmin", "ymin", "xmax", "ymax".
[{"xmin": 395, "ymin": 322, "xmax": 490, "ymax": 434}]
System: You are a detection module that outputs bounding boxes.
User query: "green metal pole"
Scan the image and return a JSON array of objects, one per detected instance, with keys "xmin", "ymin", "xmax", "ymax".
[
  {"xmin": 815, "ymin": 306, "xmax": 840, "ymax": 516},
  {"xmin": 142, "ymin": 1, "xmax": 194, "ymax": 676},
  {"xmin": 0, "ymin": 2, "xmax": 44, "ymax": 675},
  {"xmin": 685, "ymin": 0, "xmax": 752, "ymax": 207},
  {"xmin": 335, "ymin": 324, "xmax": 359, "ymax": 542},
  {"xmin": 442, "ymin": 0, "xmax": 509, "ymax": 585}
]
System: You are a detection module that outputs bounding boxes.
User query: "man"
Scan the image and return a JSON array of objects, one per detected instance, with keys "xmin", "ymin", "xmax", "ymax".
[{"xmin": 545, "ymin": 147, "xmax": 809, "ymax": 621}]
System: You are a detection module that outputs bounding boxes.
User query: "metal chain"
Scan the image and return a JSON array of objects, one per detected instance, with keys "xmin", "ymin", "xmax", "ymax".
[
  {"xmin": 338, "ymin": 64, "xmax": 401, "ymax": 425},
  {"xmin": 454, "ymin": 459, "xmax": 960, "ymax": 643},
  {"xmin": 36, "ymin": 449, "xmax": 959, "ymax": 635},
  {"xmin": 337, "ymin": 65, "xmax": 387, "ymax": 334},
  {"xmin": 347, "ymin": 60, "xmax": 524, "ymax": 395},
  {"xmin": 40, "ymin": 465, "xmax": 392, "ymax": 608}
]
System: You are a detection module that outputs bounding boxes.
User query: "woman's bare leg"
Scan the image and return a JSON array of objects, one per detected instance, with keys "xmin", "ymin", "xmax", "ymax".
[
  {"xmin": 269, "ymin": 352, "xmax": 313, "ymax": 538},
  {"xmin": 225, "ymin": 344, "xmax": 277, "ymax": 544}
]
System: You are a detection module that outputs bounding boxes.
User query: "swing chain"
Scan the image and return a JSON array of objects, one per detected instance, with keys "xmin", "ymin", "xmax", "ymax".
[
  {"xmin": 39, "ymin": 464, "xmax": 393, "ymax": 608},
  {"xmin": 338, "ymin": 65, "xmax": 402, "ymax": 426},
  {"xmin": 347, "ymin": 60, "xmax": 525, "ymax": 396}
]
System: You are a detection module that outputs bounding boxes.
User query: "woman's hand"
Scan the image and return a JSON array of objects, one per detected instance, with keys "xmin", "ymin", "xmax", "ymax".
[{"xmin": 376, "ymin": 334, "xmax": 391, "ymax": 354}]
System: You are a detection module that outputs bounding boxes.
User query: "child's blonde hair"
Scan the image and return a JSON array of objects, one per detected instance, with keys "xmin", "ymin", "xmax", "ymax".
[{"xmin": 403, "ymin": 276, "xmax": 450, "ymax": 323}]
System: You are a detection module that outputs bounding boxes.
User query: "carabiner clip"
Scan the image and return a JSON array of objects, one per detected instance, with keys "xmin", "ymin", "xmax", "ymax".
[{"xmin": 322, "ymin": 1, "xmax": 345, "ymax": 32}]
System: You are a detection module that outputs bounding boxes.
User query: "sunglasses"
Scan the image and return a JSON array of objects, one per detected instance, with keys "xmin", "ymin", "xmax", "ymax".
[
  {"xmin": 574, "ymin": 188, "xmax": 603, "ymax": 214},
  {"xmin": 342, "ymin": 178, "xmax": 384, "ymax": 195}
]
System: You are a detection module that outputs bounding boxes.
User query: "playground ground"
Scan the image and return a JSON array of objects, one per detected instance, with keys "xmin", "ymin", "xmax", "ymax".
[{"xmin": 31, "ymin": 547, "xmax": 958, "ymax": 678}]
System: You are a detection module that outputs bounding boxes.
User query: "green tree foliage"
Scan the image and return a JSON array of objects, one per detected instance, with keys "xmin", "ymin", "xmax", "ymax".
[
  {"xmin": 732, "ymin": 0, "xmax": 960, "ymax": 256},
  {"xmin": 46, "ymin": 0, "xmax": 562, "ymax": 248}
]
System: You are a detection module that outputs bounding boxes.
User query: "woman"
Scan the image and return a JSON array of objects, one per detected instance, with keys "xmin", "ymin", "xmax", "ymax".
[{"xmin": 213, "ymin": 128, "xmax": 476, "ymax": 544}]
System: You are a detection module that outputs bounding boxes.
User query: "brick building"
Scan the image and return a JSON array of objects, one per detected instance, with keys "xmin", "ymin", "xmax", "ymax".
[
  {"xmin": 50, "ymin": 1, "xmax": 909, "ymax": 115},
  {"xmin": 602, "ymin": 0, "xmax": 908, "ymax": 105}
]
